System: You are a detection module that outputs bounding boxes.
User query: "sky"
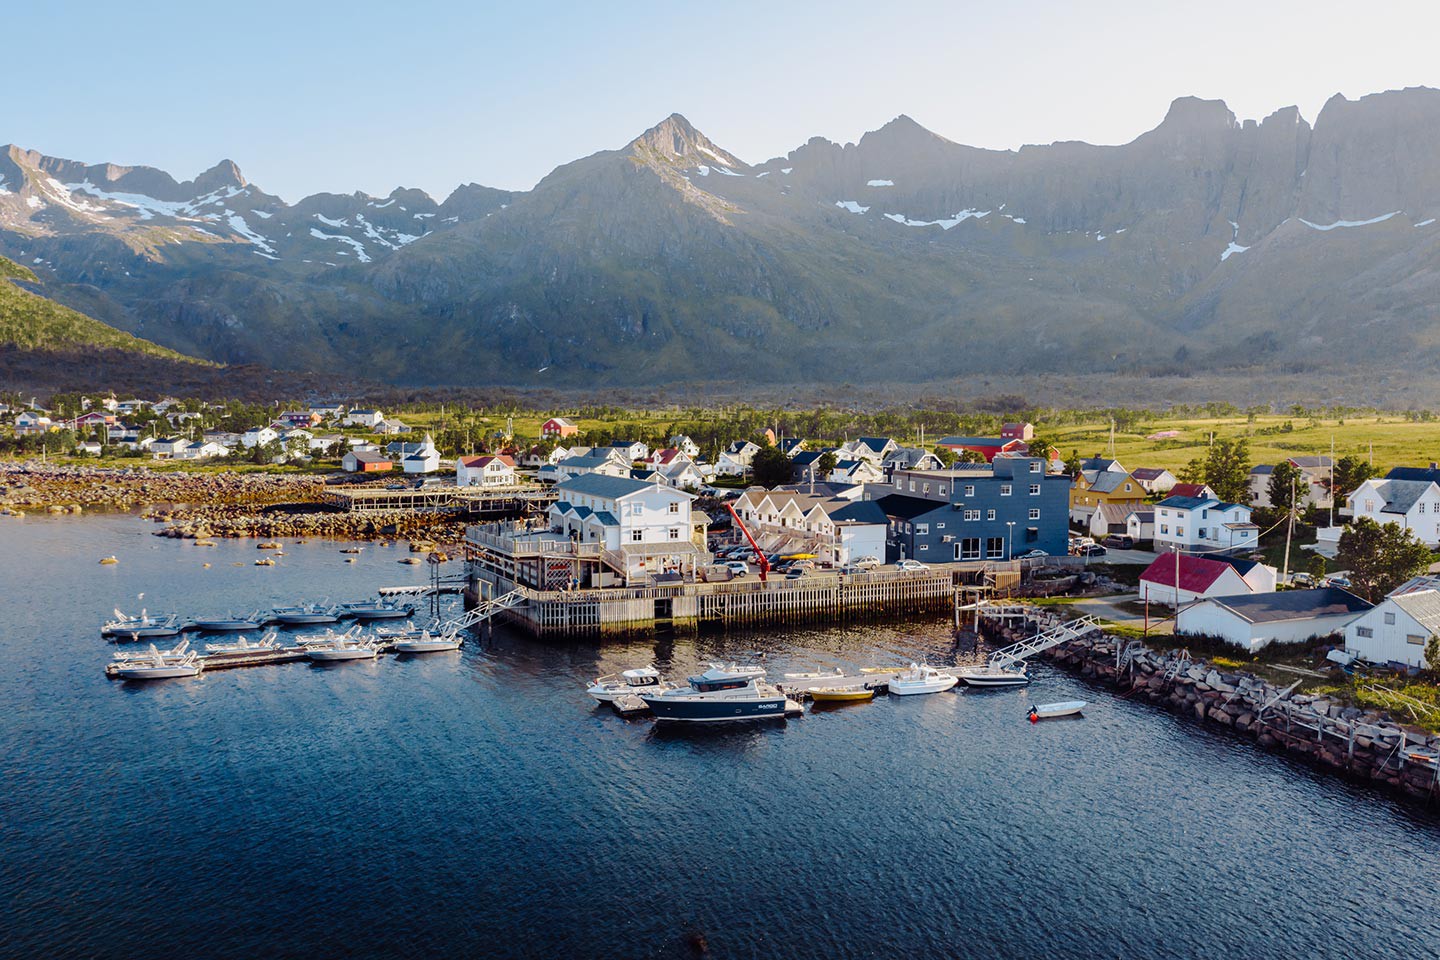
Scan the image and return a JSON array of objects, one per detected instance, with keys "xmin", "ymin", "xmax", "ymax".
[{"xmin": 10, "ymin": 0, "xmax": 1440, "ymax": 202}]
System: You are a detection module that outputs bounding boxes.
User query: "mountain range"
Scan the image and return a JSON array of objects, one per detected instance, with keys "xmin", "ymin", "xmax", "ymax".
[{"xmin": 4, "ymin": 86, "xmax": 1440, "ymax": 390}]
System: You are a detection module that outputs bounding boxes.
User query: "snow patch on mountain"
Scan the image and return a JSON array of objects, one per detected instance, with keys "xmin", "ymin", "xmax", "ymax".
[
  {"xmin": 251, "ymin": 209, "xmax": 273, "ymax": 219},
  {"xmin": 711, "ymin": 165, "xmax": 744, "ymax": 177},
  {"xmin": 835, "ymin": 201, "xmax": 869, "ymax": 214},
  {"xmin": 694, "ymin": 166, "xmax": 710, "ymax": 177},
  {"xmin": 1416, "ymin": 218, "xmax": 1436, "ymax": 227},
  {"xmin": 226, "ymin": 213, "xmax": 276, "ymax": 255},
  {"xmin": 866, "ymin": 179, "xmax": 894, "ymax": 187},
  {"xmin": 882, "ymin": 209, "xmax": 990, "ymax": 230},
  {"xmin": 309, "ymin": 228, "xmax": 370, "ymax": 263},
  {"xmin": 1299, "ymin": 211, "xmax": 1401, "ymax": 231},
  {"xmin": 314, "ymin": 214, "xmax": 350, "ymax": 228}
]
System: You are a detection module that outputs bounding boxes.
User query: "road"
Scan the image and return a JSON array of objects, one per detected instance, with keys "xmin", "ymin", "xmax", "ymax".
[{"xmin": 1068, "ymin": 592, "xmax": 1175, "ymax": 635}]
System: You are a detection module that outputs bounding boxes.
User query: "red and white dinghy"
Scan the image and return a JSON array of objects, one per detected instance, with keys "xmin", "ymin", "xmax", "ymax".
[{"xmin": 1028, "ymin": 700, "xmax": 1086, "ymax": 721}]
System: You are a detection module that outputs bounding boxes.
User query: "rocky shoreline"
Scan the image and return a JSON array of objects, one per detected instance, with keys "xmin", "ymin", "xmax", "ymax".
[
  {"xmin": 145, "ymin": 504, "xmax": 468, "ymax": 544},
  {"xmin": 993, "ymin": 608, "xmax": 1440, "ymax": 804},
  {"xmin": 0, "ymin": 462, "xmax": 324, "ymax": 511}
]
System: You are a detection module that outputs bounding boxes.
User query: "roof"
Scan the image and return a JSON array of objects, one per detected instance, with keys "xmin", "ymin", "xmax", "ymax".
[
  {"xmin": 556, "ymin": 473, "xmax": 689, "ymax": 500},
  {"xmin": 1131, "ymin": 510, "xmax": 1155, "ymax": 522},
  {"xmin": 559, "ymin": 454, "xmax": 620, "ymax": 468},
  {"xmin": 347, "ymin": 451, "xmax": 389, "ymax": 464},
  {"xmin": 1130, "ymin": 467, "xmax": 1171, "ymax": 481},
  {"xmin": 459, "ymin": 454, "xmax": 513, "ymax": 468},
  {"xmin": 1385, "ymin": 466, "xmax": 1440, "ymax": 484},
  {"xmin": 1210, "ymin": 555, "xmax": 1269, "ymax": 577},
  {"xmin": 873, "ymin": 493, "xmax": 946, "ymax": 522},
  {"xmin": 791, "ymin": 450, "xmax": 825, "ymax": 467},
  {"xmin": 1155, "ymin": 495, "xmax": 1214, "ymax": 510},
  {"xmin": 1197, "ymin": 588, "xmax": 1371, "ymax": 624},
  {"xmin": 1387, "ymin": 590, "xmax": 1440, "ymax": 633},
  {"xmin": 1139, "ymin": 554, "xmax": 1237, "ymax": 592},
  {"xmin": 1375, "ymin": 478, "xmax": 1436, "ymax": 515},
  {"xmin": 775, "ymin": 482, "xmax": 862, "ymax": 498},
  {"xmin": 1168, "ymin": 483, "xmax": 1213, "ymax": 499},
  {"xmin": 1086, "ymin": 471, "xmax": 1138, "ymax": 495},
  {"xmin": 855, "ymin": 437, "xmax": 892, "ymax": 454},
  {"xmin": 545, "ymin": 416, "xmax": 576, "ymax": 426},
  {"xmin": 939, "ymin": 436, "xmax": 1008, "ymax": 447},
  {"xmin": 1288, "ymin": 456, "xmax": 1333, "ymax": 470},
  {"xmin": 1250, "ymin": 464, "xmax": 1275, "ymax": 475},
  {"xmin": 827, "ymin": 501, "xmax": 889, "ymax": 525},
  {"xmin": 1080, "ymin": 457, "xmax": 1123, "ymax": 472},
  {"xmin": 1096, "ymin": 502, "xmax": 1141, "ymax": 524}
]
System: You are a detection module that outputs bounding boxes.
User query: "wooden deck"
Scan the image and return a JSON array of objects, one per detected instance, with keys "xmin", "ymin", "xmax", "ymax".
[{"xmin": 322, "ymin": 484, "xmax": 556, "ymax": 515}]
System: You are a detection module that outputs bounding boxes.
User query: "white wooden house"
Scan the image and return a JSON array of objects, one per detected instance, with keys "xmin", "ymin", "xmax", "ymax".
[
  {"xmin": 1346, "ymin": 477, "xmax": 1440, "ymax": 546},
  {"xmin": 1344, "ymin": 587, "xmax": 1440, "ymax": 668},
  {"xmin": 549, "ymin": 474, "xmax": 704, "ymax": 582},
  {"xmin": 1152, "ymin": 495, "xmax": 1259, "ymax": 555},
  {"xmin": 457, "ymin": 454, "xmax": 517, "ymax": 487}
]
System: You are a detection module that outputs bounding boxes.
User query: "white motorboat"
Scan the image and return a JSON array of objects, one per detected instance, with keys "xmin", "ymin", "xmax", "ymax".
[
  {"xmin": 888, "ymin": 663, "xmax": 958, "ymax": 696},
  {"xmin": 114, "ymin": 646, "xmax": 203, "ymax": 680},
  {"xmin": 193, "ymin": 611, "xmax": 266, "ymax": 632},
  {"xmin": 641, "ymin": 674, "xmax": 791, "ymax": 723},
  {"xmin": 782, "ymin": 667, "xmax": 844, "ymax": 681},
  {"xmin": 204, "ymin": 632, "xmax": 280, "ymax": 655},
  {"xmin": 1029, "ymin": 700, "xmax": 1087, "ymax": 720},
  {"xmin": 103, "ymin": 609, "xmax": 184, "ymax": 641},
  {"xmin": 392, "ymin": 631, "xmax": 462, "ymax": 653},
  {"xmin": 955, "ymin": 664, "xmax": 1031, "ymax": 687},
  {"xmin": 112, "ymin": 638, "xmax": 191, "ymax": 663},
  {"xmin": 271, "ymin": 603, "xmax": 342, "ymax": 625},
  {"xmin": 340, "ymin": 599, "xmax": 416, "ymax": 621},
  {"xmin": 698, "ymin": 661, "xmax": 766, "ymax": 681},
  {"xmin": 586, "ymin": 666, "xmax": 675, "ymax": 703},
  {"xmin": 305, "ymin": 634, "xmax": 382, "ymax": 661}
]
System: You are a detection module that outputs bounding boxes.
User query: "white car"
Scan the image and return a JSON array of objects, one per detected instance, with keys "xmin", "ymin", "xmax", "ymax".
[
  {"xmin": 722, "ymin": 561, "xmax": 750, "ymax": 575},
  {"xmin": 852, "ymin": 556, "xmax": 881, "ymax": 569},
  {"xmin": 897, "ymin": 559, "xmax": 929, "ymax": 572},
  {"xmin": 1018, "ymin": 549, "xmax": 1049, "ymax": 559}
]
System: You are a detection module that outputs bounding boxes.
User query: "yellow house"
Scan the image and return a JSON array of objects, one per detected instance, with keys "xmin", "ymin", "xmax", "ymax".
[{"xmin": 1069, "ymin": 470, "xmax": 1147, "ymax": 525}]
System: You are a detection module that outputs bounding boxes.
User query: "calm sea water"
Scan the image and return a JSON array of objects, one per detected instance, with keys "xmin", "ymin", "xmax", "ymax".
[{"xmin": 3, "ymin": 513, "xmax": 1438, "ymax": 959}]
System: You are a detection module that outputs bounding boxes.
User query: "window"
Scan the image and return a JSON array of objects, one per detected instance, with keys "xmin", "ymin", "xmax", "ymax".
[
  {"xmin": 1407, "ymin": 634, "xmax": 1427, "ymax": 646},
  {"xmin": 909, "ymin": 481, "xmax": 916, "ymax": 492},
  {"xmin": 1029, "ymin": 484, "xmax": 1041, "ymax": 496},
  {"xmin": 986, "ymin": 537, "xmax": 1005, "ymax": 558},
  {"xmin": 905, "ymin": 522, "xmax": 912, "ymax": 533},
  {"xmin": 959, "ymin": 537, "xmax": 981, "ymax": 560},
  {"xmin": 922, "ymin": 483, "xmax": 931, "ymax": 494},
  {"xmin": 918, "ymin": 543, "xmax": 929, "ymax": 552},
  {"xmin": 1201, "ymin": 509, "xmax": 1209, "ymax": 519},
  {"xmin": 936, "ymin": 522, "xmax": 945, "ymax": 530},
  {"xmin": 1422, "ymin": 504, "xmax": 1429, "ymax": 514},
  {"xmin": 634, "ymin": 503, "xmax": 644, "ymax": 517},
  {"xmin": 964, "ymin": 509, "xmax": 980, "ymax": 521},
  {"xmin": 669, "ymin": 502, "xmax": 679, "ymax": 514},
  {"xmin": 669, "ymin": 528, "xmax": 680, "ymax": 540},
  {"xmin": 1000, "ymin": 484, "xmax": 1012, "ymax": 496},
  {"xmin": 916, "ymin": 523, "xmax": 929, "ymax": 535},
  {"xmin": 1384, "ymin": 612, "xmax": 1396, "ymax": 625},
  {"xmin": 1124, "ymin": 483, "xmax": 1132, "ymax": 492},
  {"xmin": 1365, "ymin": 499, "xmax": 1374, "ymax": 513},
  {"xmin": 1177, "ymin": 527, "xmax": 1184, "ymax": 537},
  {"xmin": 986, "ymin": 509, "xmax": 996, "ymax": 521},
  {"xmin": 964, "ymin": 484, "xmax": 976, "ymax": 497},
  {"xmin": 1355, "ymin": 626, "xmax": 1373, "ymax": 638},
  {"xmin": 939, "ymin": 486, "xmax": 947, "ymax": 496},
  {"xmin": 896, "ymin": 477, "xmax": 904, "ymax": 489},
  {"xmin": 631, "ymin": 530, "xmax": 643, "ymax": 542},
  {"xmin": 1025, "ymin": 526, "xmax": 1038, "ymax": 543},
  {"xmin": 1029, "ymin": 461, "xmax": 1042, "ymax": 473},
  {"xmin": 1198, "ymin": 528, "xmax": 1207, "ymax": 539},
  {"xmin": 1029, "ymin": 508, "xmax": 1040, "ymax": 520}
]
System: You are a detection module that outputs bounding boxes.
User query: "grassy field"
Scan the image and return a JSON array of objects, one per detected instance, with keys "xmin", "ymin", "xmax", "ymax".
[{"xmin": 1041, "ymin": 414, "xmax": 1439, "ymax": 474}]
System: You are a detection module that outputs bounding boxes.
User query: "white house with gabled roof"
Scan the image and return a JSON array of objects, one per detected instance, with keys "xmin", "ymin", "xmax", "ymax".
[
  {"xmin": 549, "ymin": 474, "xmax": 705, "ymax": 582},
  {"xmin": 1347, "ymin": 477, "xmax": 1440, "ymax": 546}
]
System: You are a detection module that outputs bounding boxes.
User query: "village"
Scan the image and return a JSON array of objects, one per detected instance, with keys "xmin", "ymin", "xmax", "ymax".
[{"xmin": 5, "ymin": 394, "xmax": 1440, "ymax": 685}]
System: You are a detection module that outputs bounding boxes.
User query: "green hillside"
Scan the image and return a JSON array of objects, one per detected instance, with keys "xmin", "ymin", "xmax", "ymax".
[{"xmin": 0, "ymin": 256, "xmax": 205, "ymax": 362}]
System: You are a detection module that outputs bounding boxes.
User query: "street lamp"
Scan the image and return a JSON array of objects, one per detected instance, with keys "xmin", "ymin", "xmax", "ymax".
[{"xmin": 1006, "ymin": 520, "xmax": 1015, "ymax": 560}]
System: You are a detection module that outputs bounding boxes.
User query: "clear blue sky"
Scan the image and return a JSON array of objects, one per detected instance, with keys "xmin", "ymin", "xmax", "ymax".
[{"xmin": 10, "ymin": 0, "xmax": 1440, "ymax": 202}]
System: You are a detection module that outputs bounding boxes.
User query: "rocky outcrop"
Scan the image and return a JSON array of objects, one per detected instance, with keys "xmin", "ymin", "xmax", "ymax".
[
  {"xmin": 994, "ymin": 608, "xmax": 1440, "ymax": 804},
  {"xmin": 0, "ymin": 462, "xmax": 324, "ymax": 510}
]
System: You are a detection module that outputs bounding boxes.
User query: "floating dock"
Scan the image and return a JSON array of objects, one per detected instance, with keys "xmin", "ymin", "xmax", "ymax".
[{"xmin": 321, "ymin": 485, "xmax": 556, "ymax": 515}]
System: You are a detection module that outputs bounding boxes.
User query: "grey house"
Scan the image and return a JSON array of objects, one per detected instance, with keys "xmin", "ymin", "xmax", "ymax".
[{"xmin": 874, "ymin": 458, "xmax": 1071, "ymax": 561}]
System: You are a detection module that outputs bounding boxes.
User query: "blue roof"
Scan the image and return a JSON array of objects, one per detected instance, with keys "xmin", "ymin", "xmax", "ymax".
[
  {"xmin": 1155, "ymin": 495, "xmax": 1213, "ymax": 510},
  {"xmin": 828, "ymin": 501, "xmax": 888, "ymax": 524},
  {"xmin": 940, "ymin": 436, "xmax": 1008, "ymax": 446},
  {"xmin": 592, "ymin": 511, "xmax": 619, "ymax": 525},
  {"xmin": 556, "ymin": 473, "xmax": 671, "ymax": 499}
]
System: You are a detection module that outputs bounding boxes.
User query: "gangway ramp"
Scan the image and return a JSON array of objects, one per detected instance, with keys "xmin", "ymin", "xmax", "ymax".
[{"xmin": 985, "ymin": 615, "xmax": 1101, "ymax": 670}]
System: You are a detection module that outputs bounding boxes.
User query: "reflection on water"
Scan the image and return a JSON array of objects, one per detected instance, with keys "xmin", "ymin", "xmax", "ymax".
[{"xmin": 3, "ymin": 513, "xmax": 1439, "ymax": 960}]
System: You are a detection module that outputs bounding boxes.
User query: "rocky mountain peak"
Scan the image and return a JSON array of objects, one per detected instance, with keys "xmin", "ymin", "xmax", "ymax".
[
  {"xmin": 1157, "ymin": 96, "xmax": 1238, "ymax": 133},
  {"xmin": 630, "ymin": 113, "xmax": 744, "ymax": 168},
  {"xmin": 191, "ymin": 159, "xmax": 247, "ymax": 195}
]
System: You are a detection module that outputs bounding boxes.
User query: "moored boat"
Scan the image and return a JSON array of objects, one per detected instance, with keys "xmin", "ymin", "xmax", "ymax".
[
  {"xmin": 340, "ymin": 599, "xmax": 416, "ymax": 621},
  {"xmin": 271, "ymin": 603, "xmax": 342, "ymax": 625},
  {"xmin": 808, "ymin": 686, "xmax": 875, "ymax": 703},
  {"xmin": 641, "ymin": 671, "xmax": 791, "ymax": 723},
  {"xmin": 204, "ymin": 632, "xmax": 280, "ymax": 655},
  {"xmin": 586, "ymin": 666, "xmax": 675, "ymax": 703},
  {"xmin": 103, "ymin": 610, "xmax": 184, "ymax": 641},
  {"xmin": 392, "ymin": 631, "xmax": 462, "ymax": 653},
  {"xmin": 113, "ymin": 644, "xmax": 203, "ymax": 680},
  {"xmin": 955, "ymin": 665, "xmax": 1031, "ymax": 687},
  {"xmin": 1029, "ymin": 700, "xmax": 1086, "ymax": 721},
  {"xmin": 305, "ymin": 634, "xmax": 382, "ymax": 661},
  {"xmin": 888, "ymin": 663, "xmax": 958, "ymax": 696},
  {"xmin": 193, "ymin": 611, "xmax": 265, "ymax": 632}
]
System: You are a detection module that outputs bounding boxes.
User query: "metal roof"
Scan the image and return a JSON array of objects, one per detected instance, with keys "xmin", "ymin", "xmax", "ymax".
[
  {"xmin": 556, "ymin": 473, "xmax": 687, "ymax": 500},
  {"xmin": 1199, "ymin": 588, "xmax": 1371, "ymax": 624},
  {"xmin": 1384, "ymin": 590, "xmax": 1440, "ymax": 633}
]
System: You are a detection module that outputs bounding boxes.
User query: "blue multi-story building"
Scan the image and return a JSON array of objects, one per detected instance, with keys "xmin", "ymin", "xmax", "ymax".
[{"xmin": 873, "ymin": 458, "xmax": 1072, "ymax": 562}]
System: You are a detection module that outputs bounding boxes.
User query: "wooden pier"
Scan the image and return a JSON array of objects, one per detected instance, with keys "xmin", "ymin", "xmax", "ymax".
[{"xmin": 321, "ymin": 484, "xmax": 556, "ymax": 516}]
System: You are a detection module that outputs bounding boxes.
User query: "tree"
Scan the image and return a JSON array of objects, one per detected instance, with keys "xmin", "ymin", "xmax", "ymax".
[
  {"xmin": 751, "ymin": 444, "xmax": 792, "ymax": 489},
  {"xmin": 1425, "ymin": 635, "xmax": 1440, "ymax": 674},
  {"xmin": 1267, "ymin": 461, "xmax": 1304, "ymax": 515},
  {"xmin": 1306, "ymin": 554, "xmax": 1328, "ymax": 583},
  {"xmin": 1203, "ymin": 438, "xmax": 1252, "ymax": 503},
  {"xmin": 956, "ymin": 449, "xmax": 986, "ymax": 465},
  {"xmin": 1026, "ymin": 437, "xmax": 1055, "ymax": 463},
  {"xmin": 934, "ymin": 446, "xmax": 957, "ymax": 468},
  {"xmin": 815, "ymin": 451, "xmax": 838, "ymax": 477},
  {"xmin": 1336, "ymin": 518, "xmax": 1435, "ymax": 601},
  {"xmin": 1064, "ymin": 449, "xmax": 1082, "ymax": 480},
  {"xmin": 1330, "ymin": 455, "xmax": 1377, "ymax": 504}
]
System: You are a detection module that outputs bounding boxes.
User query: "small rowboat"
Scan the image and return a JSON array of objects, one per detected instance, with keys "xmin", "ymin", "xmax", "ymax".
[
  {"xmin": 1029, "ymin": 700, "xmax": 1086, "ymax": 721},
  {"xmin": 808, "ymin": 686, "xmax": 875, "ymax": 703}
]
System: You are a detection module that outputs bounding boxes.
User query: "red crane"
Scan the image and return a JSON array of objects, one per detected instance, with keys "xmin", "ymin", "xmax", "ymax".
[{"xmin": 725, "ymin": 502, "xmax": 770, "ymax": 582}]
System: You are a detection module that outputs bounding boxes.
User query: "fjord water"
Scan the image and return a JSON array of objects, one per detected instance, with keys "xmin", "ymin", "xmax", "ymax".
[{"xmin": 4, "ymin": 515, "xmax": 1438, "ymax": 960}]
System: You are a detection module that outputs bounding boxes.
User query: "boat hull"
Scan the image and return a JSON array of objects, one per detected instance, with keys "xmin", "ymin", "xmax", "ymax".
[
  {"xmin": 393, "ymin": 640, "xmax": 461, "ymax": 653},
  {"xmin": 808, "ymin": 688, "xmax": 875, "ymax": 702},
  {"xmin": 116, "ymin": 666, "xmax": 201, "ymax": 680},
  {"xmin": 274, "ymin": 615, "xmax": 340, "ymax": 625},
  {"xmin": 194, "ymin": 621, "xmax": 261, "ymax": 632},
  {"xmin": 642, "ymin": 695, "xmax": 789, "ymax": 723},
  {"xmin": 348, "ymin": 609, "xmax": 413, "ymax": 621},
  {"xmin": 109, "ymin": 627, "xmax": 183, "ymax": 641},
  {"xmin": 306, "ymin": 649, "xmax": 379, "ymax": 661},
  {"xmin": 889, "ymin": 677, "xmax": 958, "ymax": 696},
  {"xmin": 957, "ymin": 671, "xmax": 1030, "ymax": 687}
]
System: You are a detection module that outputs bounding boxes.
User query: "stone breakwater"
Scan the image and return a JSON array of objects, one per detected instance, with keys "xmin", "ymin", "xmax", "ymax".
[
  {"xmin": 147, "ymin": 505, "xmax": 467, "ymax": 544},
  {"xmin": 0, "ymin": 462, "xmax": 323, "ymax": 510},
  {"xmin": 995, "ymin": 608, "xmax": 1440, "ymax": 804}
]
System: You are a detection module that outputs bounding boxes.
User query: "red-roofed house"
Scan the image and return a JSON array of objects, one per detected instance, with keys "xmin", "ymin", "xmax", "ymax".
[
  {"xmin": 1000, "ymin": 422, "xmax": 1034, "ymax": 441},
  {"xmin": 647, "ymin": 447, "xmax": 692, "ymax": 468},
  {"xmin": 1167, "ymin": 482, "xmax": 1216, "ymax": 500},
  {"xmin": 541, "ymin": 417, "xmax": 579, "ymax": 439},
  {"xmin": 937, "ymin": 436, "xmax": 1029, "ymax": 462},
  {"xmin": 1138, "ymin": 554, "xmax": 1251, "ymax": 608},
  {"xmin": 457, "ymin": 454, "xmax": 517, "ymax": 487}
]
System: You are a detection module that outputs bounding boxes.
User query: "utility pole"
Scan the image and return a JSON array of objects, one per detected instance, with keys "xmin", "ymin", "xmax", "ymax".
[
  {"xmin": 1329, "ymin": 435, "xmax": 1335, "ymax": 528},
  {"xmin": 1282, "ymin": 474, "xmax": 1295, "ymax": 584}
]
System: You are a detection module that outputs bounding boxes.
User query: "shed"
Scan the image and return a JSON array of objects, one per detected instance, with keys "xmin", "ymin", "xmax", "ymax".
[{"xmin": 1177, "ymin": 588, "xmax": 1372, "ymax": 651}]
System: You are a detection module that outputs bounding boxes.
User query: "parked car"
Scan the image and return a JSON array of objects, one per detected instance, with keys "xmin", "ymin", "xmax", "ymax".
[
  {"xmin": 722, "ymin": 561, "xmax": 750, "ymax": 576},
  {"xmin": 853, "ymin": 556, "xmax": 881, "ymax": 569},
  {"xmin": 837, "ymin": 563, "xmax": 862, "ymax": 575},
  {"xmin": 1290, "ymin": 572, "xmax": 1315, "ymax": 587},
  {"xmin": 1324, "ymin": 575, "xmax": 1353, "ymax": 589},
  {"xmin": 784, "ymin": 568, "xmax": 808, "ymax": 580},
  {"xmin": 897, "ymin": 559, "xmax": 930, "ymax": 572},
  {"xmin": 1017, "ymin": 549, "xmax": 1049, "ymax": 559},
  {"xmin": 1078, "ymin": 544, "xmax": 1108, "ymax": 558},
  {"xmin": 1102, "ymin": 535, "xmax": 1134, "ymax": 549}
]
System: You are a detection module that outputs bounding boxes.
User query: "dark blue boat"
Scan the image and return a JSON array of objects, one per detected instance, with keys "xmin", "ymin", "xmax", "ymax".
[{"xmin": 641, "ymin": 674, "xmax": 789, "ymax": 723}]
